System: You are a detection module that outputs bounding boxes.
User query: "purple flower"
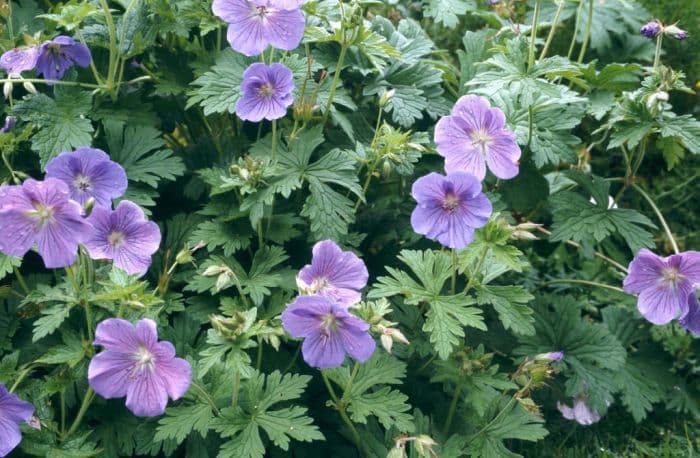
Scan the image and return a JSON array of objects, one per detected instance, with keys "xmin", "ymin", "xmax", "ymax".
[
  {"xmin": 45, "ymin": 147, "xmax": 127, "ymax": 208},
  {"xmin": 35, "ymin": 36, "xmax": 91, "ymax": 81},
  {"xmin": 0, "ymin": 384, "xmax": 33, "ymax": 457},
  {"xmin": 88, "ymin": 318, "xmax": 192, "ymax": 417},
  {"xmin": 212, "ymin": 0, "xmax": 305, "ymax": 57},
  {"xmin": 535, "ymin": 351, "xmax": 564, "ymax": 362},
  {"xmin": 557, "ymin": 397, "xmax": 601, "ymax": 425},
  {"xmin": 640, "ymin": 21, "xmax": 662, "ymax": 38},
  {"xmin": 623, "ymin": 249, "xmax": 700, "ymax": 325},
  {"xmin": 84, "ymin": 200, "xmax": 161, "ymax": 276},
  {"xmin": 665, "ymin": 24, "xmax": 689, "ymax": 40},
  {"xmin": 0, "ymin": 116, "xmax": 16, "ymax": 134},
  {"xmin": 297, "ymin": 240, "xmax": 368, "ymax": 307},
  {"xmin": 0, "ymin": 178, "xmax": 91, "ymax": 268},
  {"xmin": 281, "ymin": 295, "xmax": 376, "ymax": 369},
  {"xmin": 435, "ymin": 95, "xmax": 521, "ymax": 181},
  {"xmin": 236, "ymin": 62, "xmax": 295, "ymax": 122},
  {"xmin": 680, "ymin": 294, "xmax": 700, "ymax": 336},
  {"xmin": 0, "ymin": 47, "xmax": 38, "ymax": 76},
  {"xmin": 410, "ymin": 172, "xmax": 492, "ymax": 250}
]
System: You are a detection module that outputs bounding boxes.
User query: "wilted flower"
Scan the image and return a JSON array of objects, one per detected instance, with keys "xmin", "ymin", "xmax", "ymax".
[
  {"xmin": 680, "ymin": 294, "xmax": 700, "ymax": 336},
  {"xmin": 211, "ymin": 0, "xmax": 305, "ymax": 56},
  {"xmin": 623, "ymin": 249, "xmax": 700, "ymax": 325},
  {"xmin": 36, "ymin": 35, "xmax": 91, "ymax": 81},
  {"xmin": 664, "ymin": 24, "xmax": 688, "ymax": 40},
  {"xmin": 557, "ymin": 397, "xmax": 601, "ymax": 425},
  {"xmin": 88, "ymin": 318, "xmax": 192, "ymax": 417},
  {"xmin": 0, "ymin": 383, "xmax": 34, "ymax": 457},
  {"xmin": 435, "ymin": 95, "xmax": 521, "ymax": 181},
  {"xmin": 84, "ymin": 200, "xmax": 161, "ymax": 276},
  {"xmin": 410, "ymin": 172, "xmax": 492, "ymax": 249},
  {"xmin": 0, "ymin": 116, "xmax": 16, "ymax": 134},
  {"xmin": 0, "ymin": 178, "xmax": 91, "ymax": 268},
  {"xmin": 236, "ymin": 62, "xmax": 295, "ymax": 122},
  {"xmin": 45, "ymin": 147, "xmax": 127, "ymax": 208},
  {"xmin": 281, "ymin": 295, "xmax": 376, "ymax": 369},
  {"xmin": 640, "ymin": 21, "xmax": 661, "ymax": 38},
  {"xmin": 0, "ymin": 47, "xmax": 38, "ymax": 76},
  {"xmin": 296, "ymin": 239, "xmax": 368, "ymax": 307},
  {"xmin": 378, "ymin": 324, "xmax": 409, "ymax": 354}
]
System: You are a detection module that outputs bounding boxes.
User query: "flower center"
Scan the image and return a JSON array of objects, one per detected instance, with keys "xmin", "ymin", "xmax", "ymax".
[
  {"xmin": 74, "ymin": 174, "xmax": 91, "ymax": 191},
  {"xmin": 661, "ymin": 267, "xmax": 683, "ymax": 288},
  {"xmin": 46, "ymin": 43, "xmax": 62, "ymax": 55},
  {"xmin": 108, "ymin": 231, "xmax": 125, "ymax": 248},
  {"xmin": 309, "ymin": 277, "xmax": 330, "ymax": 294},
  {"xmin": 27, "ymin": 202, "xmax": 55, "ymax": 228},
  {"xmin": 442, "ymin": 192, "xmax": 461, "ymax": 213},
  {"xmin": 471, "ymin": 129, "xmax": 492, "ymax": 155},
  {"xmin": 258, "ymin": 83, "xmax": 274, "ymax": 97},
  {"xmin": 319, "ymin": 313, "xmax": 338, "ymax": 336},
  {"xmin": 255, "ymin": 5, "xmax": 268, "ymax": 17},
  {"xmin": 134, "ymin": 346, "xmax": 156, "ymax": 373}
]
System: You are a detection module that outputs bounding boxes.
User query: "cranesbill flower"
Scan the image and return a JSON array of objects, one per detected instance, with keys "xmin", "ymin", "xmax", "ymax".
[
  {"xmin": 535, "ymin": 351, "xmax": 564, "ymax": 362},
  {"xmin": 297, "ymin": 240, "xmax": 368, "ymax": 307},
  {"xmin": 680, "ymin": 294, "xmax": 700, "ymax": 336},
  {"xmin": 435, "ymin": 95, "xmax": 521, "ymax": 181},
  {"xmin": 84, "ymin": 200, "xmax": 161, "ymax": 276},
  {"xmin": 281, "ymin": 295, "xmax": 375, "ymax": 369},
  {"xmin": 623, "ymin": 249, "xmax": 700, "ymax": 325},
  {"xmin": 557, "ymin": 397, "xmax": 601, "ymax": 426},
  {"xmin": 212, "ymin": 0, "xmax": 305, "ymax": 56},
  {"xmin": 0, "ymin": 384, "xmax": 33, "ymax": 457},
  {"xmin": 0, "ymin": 178, "xmax": 91, "ymax": 268},
  {"xmin": 45, "ymin": 147, "xmax": 127, "ymax": 208},
  {"xmin": 0, "ymin": 47, "xmax": 38, "ymax": 76},
  {"xmin": 410, "ymin": 172, "xmax": 492, "ymax": 250},
  {"xmin": 664, "ymin": 24, "xmax": 689, "ymax": 40},
  {"xmin": 640, "ymin": 21, "xmax": 662, "ymax": 38},
  {"xmin": 236, "ymin": 62, "xmax": 294, "ymax": 122},
  {"xmin": 88, "ymin": 318, "xmax": 192, "ymax": 417},
  {"xmin": 0, "ymin": 116, "xmax": 16, "ymax": 134},
  {"xmin": 36, "ymin": 36, "xmax": 91, "ymax": 81}
]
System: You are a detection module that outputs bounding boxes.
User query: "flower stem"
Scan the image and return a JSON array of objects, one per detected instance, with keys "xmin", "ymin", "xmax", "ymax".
[
  {"xmin": 321, "ymin": 371, "xmax": 365, "ymax": 456},
  {"xmin": 528, "ymin": 0, "xmax": 542, "ymax": 71},
  {"xmin": 99, "ymin": 0, "xmax": 119, "ymax": 96},
  {"xmin": 576, "ymin": 0, "xmax": 594, "ymax": 64},
  {"xmin": 632, "ymin": 184, "xmax": 680, "ymax": 254},
  {"xmin": 12, "ymin": 267, "xmax": 29, "ymax": 295},
  {"xmin": 539, "ymin": 0, "xmax": 565, "ymax": 61},
  {"xmin": 321, "ymin": 39, "xmax": 349, "ymax": 127},
  {"xmin": 464, "ymin": 246, "xmax": 488, "ymax": 293},
  {"xmin": 271, "ymin": 119, "xmax": 277, "ymax": 163},
  {"xmin": 9, "ymin": 364, "xmax": 35, "ymax": 392},
  {"xmin": 256, "ymin": 336, "xmax": 264, "ymax": 371},
  {"xmin": 191, "ymin": 381, "xmax": 221, "ymax": 416},
  {"xmin": 541, "ymin": 279, "xmax": 626, "ymax": 293},
  {"xmin": 451, "ymin": 248, "xmax": 458, "ymax": 295},
  {"xmin": 341, "ymin": 361, "xmax": 360, "ymax": 401},
  {"xmin": 232, "ymin": 370, "xmax": 241, "ymax": 407},
  {"xmin": 653, "ymin": 33, "xmax": 664, "ymax": 70},
  {"xmin": 535, "ymin": 226, "xmax": 629, "ymax": 273},
  {"xmin": 442, "ymin": 381, "xmax": 463, "ymax": 436},
  {"xmin": 63, "ymin": 388, "xmax": 95, "ymax": 441},
  {"xmin": 567, "ymin": 0, "xmax": 585, "ymax": 59}
]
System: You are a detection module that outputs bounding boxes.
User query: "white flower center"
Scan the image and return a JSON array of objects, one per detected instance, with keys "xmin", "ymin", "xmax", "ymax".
[
  {"xmin": 134, "ymin": 346, "xmax": 156, "ymax": 373},
  {"xmin": 471, "ymin": 129, "xmax": 492, "ymax": 157},
  {"xmin": 258, "ymin": 83, "xmax": 274, "ymax": 97},
  {"xmin": 108, "ymin": 231, "xmax": 125, "ymax": 248},
  {"xmin": 254, "ymin": 5, "xmax": 268, "ymax": 17},
  {"xmin": 74, "ymin": 174, "xmax": 91, "ymax": 192},
  {"xmin": 319, "ymin": 313, "xmax": 337, "ymax": 336},
  {"xmin": 442, "ymin": 192, "xmax": 461, "ymax": 213},
  {"xmin": 661, "ymin": 267, "xmax": 683, "ymax": 288},
  {"xmin": 308, "ymin": 277, "xmax": 331, "ymax": 294},
  {"xmin": 27, "ymin": 202, "xmax": 55, "ymax": 228}
]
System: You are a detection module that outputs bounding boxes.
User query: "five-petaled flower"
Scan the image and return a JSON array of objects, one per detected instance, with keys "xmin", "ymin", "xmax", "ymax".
[
  {"xmin": 45, "ymin": 147, "xmax": 127, "ymax": 208},
  {"xmin": 281, "ymin": 295, "xmax": 375, "ymax": 369},
  {"xmin": 435, "ymin": 95, "xmax": 521, "ymax": 181},
  {"xmin": 0, "ymin": 47, "xmax": 39, "ymax": 77},
  {"xmin": 410, "ymin": 171, "xmax": 492, "ymax": 250},
  {"xmin": 36, "ymin": 35, "xmax": 91, "ymax": 81},
  {"xmin": 0, "ymin": 178, "xmax": 92, "ymax": 268},
  {"xmin": 88, "ymin": 318, "xmax": 192, "ymax": 417},
  {"xmin": 84, "ymin": 200, "xmax": 161, "ymax": 276},
  {"xmin": 236, "ymin": 62, "xmax": 295, "ymax": 122},
  {"xmin": 212, "ymin": 0, "xmax": 305, "ymax": 57},
  {"xmin": 296, "ymin": 239, "xmax": 368, "ymax": 308},
  {"xmin": 0, "ymin": 383, "xmax": 34, "ymax": 457},
  {"xmin": 623, "ymin": 249, "xmax": 700, "ymax": 325}
]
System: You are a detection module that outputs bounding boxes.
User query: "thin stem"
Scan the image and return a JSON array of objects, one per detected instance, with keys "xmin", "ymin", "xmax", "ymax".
[
  {"xmin": 13, "ymin": 267, "xmax": 29, "ymax": 295},
  {"xmin": 60, "ymin": 391, "xmax": 66, "ymax": 435},
  {"xmin": 442, "ymin": 381, "xmax": 463, "ymax": 436},
  {"xmin": 63, "ymin": 388, "xmax": 95, "ymax": 440},
  {"xmin": 191, "ymin": 382, "xmax": 221, "ymax": 416},
  {"xmin": 271, "ymin": 120, "xmax": 277, "ymax": 162},
  {"xmin": 99, "ymin": 0, "xmax": 119, "ymax": 93},
  {"xmin": 354, "ymin": 160, "xmax": 376, "ymax": 212},
  {"xmin": 464, "ymin": 246, "xmax": 488, "ymax": 293},
  {"xmin": 567, "ymin": 0, "xmax": 585, "ymax": 60},
  {"xmin": 232, "ymin": 370, "xmax": 241, "ymax": 406},
  {"xmin": 450, "ymin": 248, "xmax": 458, "ymax": 295},
  {"xmin": 256, "ymin": 337, "xmax": 263, "ymax": 371},
  {"xmin": 541, "ymin": 279, "xmax": 626, "ymax": 293},
  {"xmin": 320, "ymin": 371, "xmax": 340, "ymax": 405},
  {"xmin": 577, "ymin": 0, "xmax": 594, "ymax": 64},
  {"xmin": 468, "ymin": 383, "xmax": 531, "ymax": 445},
  {"xmin": 9, "ymin": 365, "xmax": 34, "ymax": 392},
  {"xmin": 321, "ymin": 371, "xmax": 365, "ymax": 456},
  {"xmin": 528, "ymin": 0, "xmax": 543, "ymax": 71},
  {"xmin": 0, "ymin": 78, "xmax": 101, "ymax": 89},
  {"xmin": 321, "ymin": 41, "xmax": 350, "ymax": 127},
  {"xmin": 282, "ymin": 344, "xmax": 301, "ymax": 373},
  {"xmin": 535, "ymin": 226, "xmax": 629, "ymax": 273},
  {"xmin": 653, "ymin": 33, "xmax": 663, "ymax": 70},
  {"xmin": 341, "ymin": 362, "xmax": 360, "ymax": 401},
  {"xmin": 539, "ymin": 0, "xmax": 565, "ymax": 61},
  {"xmin": 632, "ymin": 184, "xmax": 680, "ymax": 254}
]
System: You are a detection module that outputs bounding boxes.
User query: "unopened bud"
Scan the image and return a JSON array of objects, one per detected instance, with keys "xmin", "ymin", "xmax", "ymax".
[
  {"xmin": 382, "ymin": 159, "xmax": 391, "ymax": 178},
  {"xmin": 387, "ymin": 446, "xmax": 407, "ymax": 458},
  {"xmin": 380, "ymin": 333, "xmax": 393, "ymax": 353},
  {"xmin": 664, "ymin": 24, "xmax": 688, "ymax": 40},
  {"xmin": 646, "ymin": 90, "xmax": 669, "ymax": 110},
  {"xmin": 3, "ymin": 81, "xmax": 12, "ymax": 99},
  {"xmin": 414, "ymin": 435, "xmax": 437, "ymax": 457},
  {"xmin": 379, "ymin": 88, "xmax": 395, "ymax": 107},
  {"xmin": 535, "ymin": 351, "xmax": 564, "ymax": 362},
  {"xmin": 27, "ymin": 416, "xmax": 41, "ymax": 430},
  {"xmin": 22, "ymin": 81, "xmax": 37, "ymax": 94},
  {"xmin": 378, "ymin": 325, "xmax": 409, "ymax": 353},
  {"xmin": 215, "ymin": 270, "xmax": 233, "ymax": 292},
  {"xmin": 512, "ymin": 230, "xmax": 538, "ymax": 241},
  {"xmin": 202, "ymin": 265, "xmax": 227, "ymax": 277},
  {"xmin": 82, "ymin": 197, "xmax": 96, "ymax": 217}
]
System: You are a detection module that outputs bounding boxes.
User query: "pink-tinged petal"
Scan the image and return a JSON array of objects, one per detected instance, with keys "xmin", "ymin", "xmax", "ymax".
[
  {"xmin": 281, "ymin": 296, "xmax": 328, "ymax": 338},
  {"xmin": 35, "ymin": 206, "xmax": 90, "ymax": 268},
  {"xmin": 637, "ymin": 284, "xmax": 687, "ymax": 325},
  {"xmin": 443, "ymin": 144, "xmax": 487, "ymax": 181},
  {"xmin": 0, "ymin": 208, "xmax": 36, "ymax": 258},
  {"xmin": 135, "ymin": 319, "xmax": 159, "ymax": 349},
  {"xmin": 93, "ymin": 318, "xmax": 141, "ymax": 351},
  {"xmin": 269, "ymin": 0, "xmax": 304, "ymax": 9},
  {"xmin": 572, "ymin": 399, "xmax": 600, "ymax": 425},
  {"xmin": 125, "ymin": 373, "xmax": 169, "ymax": 417},
  {"xmin": 410, "ymin": 205, "xmax": 449, "ymax": 240},
  {"xmin": 451, "ymin": 95, "xmax": 495, "ymax": 131},
  {"xmin": 680, "ymin": 294, "xmax": 700, "ymax": 336},
  {"xmin": 0, "ymin": 417, "xmax": 22, "ymax": 457},
  {"xmin": 411, "ymin": 172, "xmax": 448, "ymax": 205},
  {"xmin": 434, "ymin": 116, "xmax": 471, "ymax": 156},
  {"xmin": 263, "ymin": 8, "xmax": 305, "ymax": 51},
  {"xmin": 557, "ymin": 402, "xmax": 575, "ymax": 420},
  {"xmin": 338, "ymin": 328, "xmax": 375, "ymax": 363},
  {"xmin": 677, "ymin": 251, "xmax": 700, "ymax": 285},
  {"xmin": 301, "ymin": 333, "xmax": 345, "ymax": 369},
  {"xmin": 84, "ymin": 206, "xmax": 114, "ymax": 260},
  {"xmin": 87, "ymin": 351, "xmax": 132, "ymax": 398},
  {"xmin": 156, "ymin": 355, "xmax": 192, "ymax": 401},
  {"xmin": 486, "ymin": 135, "xmax": 520, "ymax": 180},
  {"xmin": 226, "ymin": 18, "xmax": 269, "ymax": 57},
  {"xmin": 623, "ymin": 249, "xmax": 666, "ymax": 293}
]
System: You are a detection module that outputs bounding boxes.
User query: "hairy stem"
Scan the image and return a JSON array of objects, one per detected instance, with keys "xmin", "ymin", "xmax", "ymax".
[
  {"xmin": 576, "ymin": 0, "xmax": 594, "ymax": 64},
  {"xmin": 528, "ymin": 0, "xmax": 543, "ymax": 71},
  {"xmin": 442, "ymin": 381, "xmax": 463, "ymax": 436},
  {"xmin": 632, "ymin": 184, "xmax": 680, "ymax": 254},
  {"xmin": 539, "ymin": 0, "xmax": 565, "ymax": 60},
  {"xmin": 541, "ymin": 279, "xmax": 626, "ymax": 293},
  {"xmin": 63, "ymin": 388, "xmax": 95, "ymax": 441},
  {"xmin": 535, "ymin": 226, "xmax": 629, "ymax": 273}
]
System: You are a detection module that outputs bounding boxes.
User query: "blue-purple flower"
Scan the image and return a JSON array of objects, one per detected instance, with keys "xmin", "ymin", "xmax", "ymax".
[
  {"xmin": 680, "ymin": 294, "xmax": 700, "ymax": 336},
  {"xmin": 0, "ymin": 178, "xmax": 92, "ymax": 268},
  {"xmin": 623, "ymin": 249, "xmax": 700, "ymax": 325},
  {"xmin": 0, "ymin": 47, "xmax": 38, "ymax": 77},
  {"xmin": 84, "ymin": 200, "xmax": 161, "ymax": 276},
  {"xmin": 0, "ymin": 384, "xmax": 33, "ymax": 457},
  {"xmin": 435, "ymin": 95, "xmax": 521, "ymax": 181},
  {"xmin": 535, "ymin": 351, "xmax": 564, "ymax": 362},
  {"xmin": 45, "ymin": 147, "xmax": 127, "ymax": 208},
  {"xmin": 236, "ymin": 62, "xmax": 294, "ymax": 122},
  {"xmin": 35, "ymin": 36, "xmax": 91, "ymax": 81},
  {"xmin": 640, "ymin": 21, "xmax": 662, "ymax": 38},
  {"xmin": 557, "ymin": 397, "xmax": 601, "ymax": 426},
  {"xmin": 0, "ymin": 116, "xmax": 16, "ymax": 134},
  {"xmin": 297, "ymin": 240, "xmax": 368, "ymax": 307},
  {"xmin": 88, "ymin": 318, "xmax": 192, "ymax": 417},
  {"xmin": 212, "ymin": 0, "xmax": 305, "ymax": 57},
  {"xmin": 410, "ymin": 172, "xmax": 492, "ymax": 250},
  {"xmin": 281, "ymin": 295, "xmax": 376, "ymax": 369}
]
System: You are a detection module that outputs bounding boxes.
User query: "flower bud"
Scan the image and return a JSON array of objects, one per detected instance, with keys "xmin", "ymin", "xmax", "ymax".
[
  {"xmin": 387, "ymin": 446, "xmax": 407, "ymax": 458},
  {"xmin": 535, "ymin": 351, "xmax": 564, "ymax": 362},
  {"xmin": 83, "ymin": 197, "xmax": 96, "ymax": 217},
  {"xmin": 378, "ymin": 324, "xmax": 410, "ymax": 353},
  {"xmin": 664, "ymin": 24, "xmax": 688, "ymax": 40},
  {"xmin": 0, "ymin": 115, "xmax": 16, "ymax": 134},
  {"xmin": 27, "ymin": 416, "xmax": 41, "ymax": 430},
  {"xmin": 202, "ymin": 265, "xmax": 227, "ymax": 277},
  {"xmin": 22, "ymin": 81, "xmax": 37, "ymax": 94},
  {"xmin": 3, "ymin": 81, "xmax": 12, "ymax": 99},
  {"xmin": 379, "ymin": 89, "xmax": 395, "ymax": 108},
  {"xmin": 380, "ymin": 333, "xmax": 393, "ymax": 353},
  {"xmin": 414, "ymin": 435, "xmax": 437, "ymax": 457},
  {"xmin": 640, "ymin": 21, "xmax": 661, "ymax": 38}
]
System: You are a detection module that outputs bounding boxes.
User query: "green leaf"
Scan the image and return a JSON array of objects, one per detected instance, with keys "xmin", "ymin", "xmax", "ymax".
[
  {"xmin": 186, "ymin": 49, "xmax": 252, "ymax": 115},
  {"xmin": 154, "ymin": 404, "xmax": 214, "ymax": 444},
  {"xmin": 33, "ymin": 304, "xmax": 73, "ymax": 343},
  {"xmin": 0, "ymin": 254, "xmax": 21, "ymax": 282},
  {"xmin": 476, "ymin": 285, "xmax": 535, "ymax": 336},
  {"xmin": 36, "ymin": 331, "xmax": 85, "ymax": 367},
  {"xmin": 424, "ymin": 295, "xmax": 486, "ymax": 359},
  {"xmin": 13, "ymin": 89, "xmax": 94, "ymax": 168},
  {"xmin": 422, "ymin": 0, "xmax": 476, "ymax": 29},
  {"xmin": 659, "ymin": 114, "xmax": 700, "ymax": 155}
]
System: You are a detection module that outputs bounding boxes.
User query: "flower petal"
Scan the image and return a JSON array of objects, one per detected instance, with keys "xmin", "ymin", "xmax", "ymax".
[
  {"xmin": 87, "ymin": 350, "xmax": 132, "ymax": 399},
  {"xmin": 301, "ymin": 332, "xmax": 345, "ymax": 369},
  {"xmin": 125, "ymin": 373, "xmax": 169, "ymax": 417},
  {"xmin": 93, "ymin": 318, "xmax": 140, "ymax": 352},
  {"xmin": 623, "ymin": 249, "xmax": 665, "ymax": 294}
]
